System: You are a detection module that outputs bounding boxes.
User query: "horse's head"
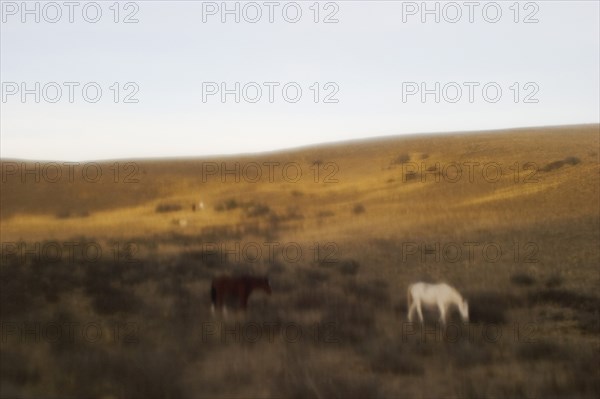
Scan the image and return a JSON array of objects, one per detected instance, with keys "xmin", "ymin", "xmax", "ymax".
[{"xmin": 460, "ymin": 299, "xmax": 469, "ymax": 322}]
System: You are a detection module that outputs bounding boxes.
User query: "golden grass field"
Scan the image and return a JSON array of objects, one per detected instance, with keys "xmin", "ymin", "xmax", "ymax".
[{"xmin": 1, "ymin": 124, "xmax": 599, "ymax": 398}]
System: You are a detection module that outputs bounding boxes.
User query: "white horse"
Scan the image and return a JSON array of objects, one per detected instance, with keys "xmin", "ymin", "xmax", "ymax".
[{"xmin": 407, "ymin": 282, "xmax": 469, "ymax": 325}]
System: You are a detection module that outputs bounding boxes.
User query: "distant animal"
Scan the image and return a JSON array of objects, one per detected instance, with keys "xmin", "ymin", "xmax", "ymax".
[
  {"xmin": 211, "ymin": 275, "xmax": 272, "ymax": 315},
  {"xmin": 407, "ymin": 282, "xmax": 469, "ymax": 325}
]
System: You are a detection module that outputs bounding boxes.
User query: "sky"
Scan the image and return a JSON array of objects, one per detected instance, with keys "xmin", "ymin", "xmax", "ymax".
[{"xmin": 1, "ymin": 0, "xmax": 599, "ymax": 161}]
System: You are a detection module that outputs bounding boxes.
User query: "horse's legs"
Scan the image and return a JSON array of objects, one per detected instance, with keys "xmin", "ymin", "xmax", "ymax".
[
  {"xmin": 216, "ymin": 295, "xmax": 223, "ymax": 310},
  {"xmin": 407, "ymin": 302, "xmax": 419, "ymax": 323},
  {"xmin": 438, "ymin": 303, "xmax": 447, "ymax": 327},
  {"xmin": 215, "ymin": 292, "xmax": 226, "ymax": 317},
  {"xmin": 416, "ymin": 302, "xmax": 424, "ymax": 324}
]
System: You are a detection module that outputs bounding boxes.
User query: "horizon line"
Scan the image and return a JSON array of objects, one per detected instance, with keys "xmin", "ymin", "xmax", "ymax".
[{"xmin": 1, "ymin": 122, "xmax": 598, "ymax": 164}]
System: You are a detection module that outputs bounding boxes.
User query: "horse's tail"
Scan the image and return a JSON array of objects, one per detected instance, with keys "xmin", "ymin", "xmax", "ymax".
[{"xmin": 211, "ymin": 283, "xmax": 216, "ymax": 305}]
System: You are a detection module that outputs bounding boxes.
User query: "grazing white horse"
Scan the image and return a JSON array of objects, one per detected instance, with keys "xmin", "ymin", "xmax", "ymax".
[{"xmin": 407, "ymin": 282, "xmax": 469, "ymax": 325}]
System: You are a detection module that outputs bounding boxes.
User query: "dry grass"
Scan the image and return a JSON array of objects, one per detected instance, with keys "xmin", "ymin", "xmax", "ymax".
[{"xmin": 1, "ymin": 124, "xmax": 599, "ymax": 398}]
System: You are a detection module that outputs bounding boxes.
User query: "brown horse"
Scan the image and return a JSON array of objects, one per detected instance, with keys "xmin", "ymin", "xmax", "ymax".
[{"xmin": 210, "ymin": 275, "xmax": 271, "ymax": 315}]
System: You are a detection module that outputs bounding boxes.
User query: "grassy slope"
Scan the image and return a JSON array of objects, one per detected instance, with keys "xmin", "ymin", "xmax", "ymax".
[
  {"xmin": 2, "ymin": 125, "xmax": 598, "ymax": 238},
  {"xmin": 1, "ymin": 124, "xmax": 599, "ymax": 398}
]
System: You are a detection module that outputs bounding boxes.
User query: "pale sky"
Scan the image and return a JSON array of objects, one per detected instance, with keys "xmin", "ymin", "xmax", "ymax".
[{"xmin": 1, "ymin": 0, "xmax": 599, "ymax": 161}]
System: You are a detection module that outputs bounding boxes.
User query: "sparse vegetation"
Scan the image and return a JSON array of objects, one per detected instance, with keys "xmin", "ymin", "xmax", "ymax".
[
  {"xmin": 273, "ymin": 352, "xmax": 384, "ymax": 399},
  {"xmin": 344, "ymin": 280, "xmax": 389, "ymax": 306},
  {"xmin": 467, "ymin": 292, "xmax": 520, "ymax": 324},
  {"xmin": 316, "ymin": 210, "xmax": 335, "ymax": 218},
  {"xmin": 155, "ymin": 203, "xmax": 183, "ymax": 213},
  {"xmin": 283, "ymin": 206, "xmax": 304, "ymax": 221},
  {"xmin": 446, "ymin": 339, "xmax": 494, "ymax": 368},
  {"xmin": 574, "ymin": 310, "xmax": 600, "ymax": 334},
  {"xmin": 545, "ymin": 274, "xmax": 563, "ymax": 288},
  {"xmin": 352, "ymin": 203, "xmax": 366, "ymax": 214},
  {"xmin": 321, "ymin": 301, "xmax": 374, "ymax": 344},
  {"xmin": 391, "ymin": 153, "xmax": 411, "ymax": 165},
  {"xmin": 214, "ymin": 198, "xmax": 239, "ymax": 211},
  {"xmin": 244, "ymin": 202, "xmax": 270, "ymax": 217},
  {"xmin": 1, "ymin": 125, "xmax": 598, "ymax": 398},
  {"xmin": 540, "ymin": 156, "xmax": 581, "ymax": 172},
  {"xmin": 516, "ymin": 340, "xmax": 563, "ymax": 361},
  {"xmin": 365, "ymin": 339, "xmax": 424, "ymax": 375},
  {"xmin": 510, "ymin": 273, "xmax": 536, "ymax": 286},
  {"xmin": 54, "ymin": 210, "xmax": 90, "ymax": 219},
  {"xmin": 405, "ymin": 171, "xmax": 419, "ymax": 181},
  {"xmin": 528, "ymin": 288, "xmax": 599, "ymax": 312},
  {"xmin": 338, "ymin": 259, "xmax": 360, "ymax": 275}
]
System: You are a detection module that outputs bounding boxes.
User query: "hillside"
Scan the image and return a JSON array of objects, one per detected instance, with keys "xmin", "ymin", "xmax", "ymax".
[{"xmin": 1, "ymin": 124, "xmax": 599, "ymax": 398}]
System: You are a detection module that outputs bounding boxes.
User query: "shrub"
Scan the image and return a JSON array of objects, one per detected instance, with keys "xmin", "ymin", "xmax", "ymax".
[
  {"xmin": 338, "ymin": 260, "xmax": 360, "ymax": 275},
  {"xmin": 182, "ymin": 249, "xmax": 222, "ymax": 269},
  {"xmin": 301, "ymin": 269, "xmax": 330, "ymax": 284},
  {"xmin": 0, "ymin": 263, "xmax": 35, "ymax": 316},
  {"xmin": 510, "ymin": 273, "xmax": 536, "ymax": 286},
  {"xmin": 564, "ymin": 156, "xmax": 581, "ymax": 165},
  {"xmin": 545, "ymin": 275, "xmax": 563, "ymax": 288},
  {"xmin": 88, "ymin": 285, "xmax": 141, "ymax": 315},
  {"xmin": 84, "ymin": 264, "xmax": 141, "ymax": 315},
  {"xmin": 317, "ymin": 210, "xmax": 334, "ymax": 218},
  {"xmin": 352, "ymin": 204, "xmax": 366, "ymax": 214},
  {"xmin": 466, "ymin": 292, "xmax": 521, "ymax": 324},
  {"xmin": 391, "ymin": 153, "xmax": 410, "ymax": 164},
  {"xmin": 528, "ymin": 289, "xmax": 599, "ymax": 312},
  {"xmin": 245, "ymin": 203, "xmax": 270, "ymax": 217},
  {"xmin": 155, "ymin": 203, "xmax": 182, "ymax": 213},
  {"xmin": 55, "ymin": 210, "xmax": 71, "ymax": 219},
  {"xmin": 267, "ymin": 262, "xmax": 286, "ymax": 275},
  {"xmin": 540, "ymin": 156, "xmax": 581, "ymax": 172},
  {"xmin": 405, "ymin": 172, "xmax": 419, "ymax": 181},
  {"xmin": 214, "ymin": 198, "xmax": 239, "ymax": 212},
  {"xmin": 56, "ymin": 210, "xmax": 90, "ymax": 218},
  {"xmin": 284, "ymin": 206, "xmax": 304, "ymax": 221},
  {"xmin": 294, "ymin": 289, "xmax": 329, "ymax": 310}
]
